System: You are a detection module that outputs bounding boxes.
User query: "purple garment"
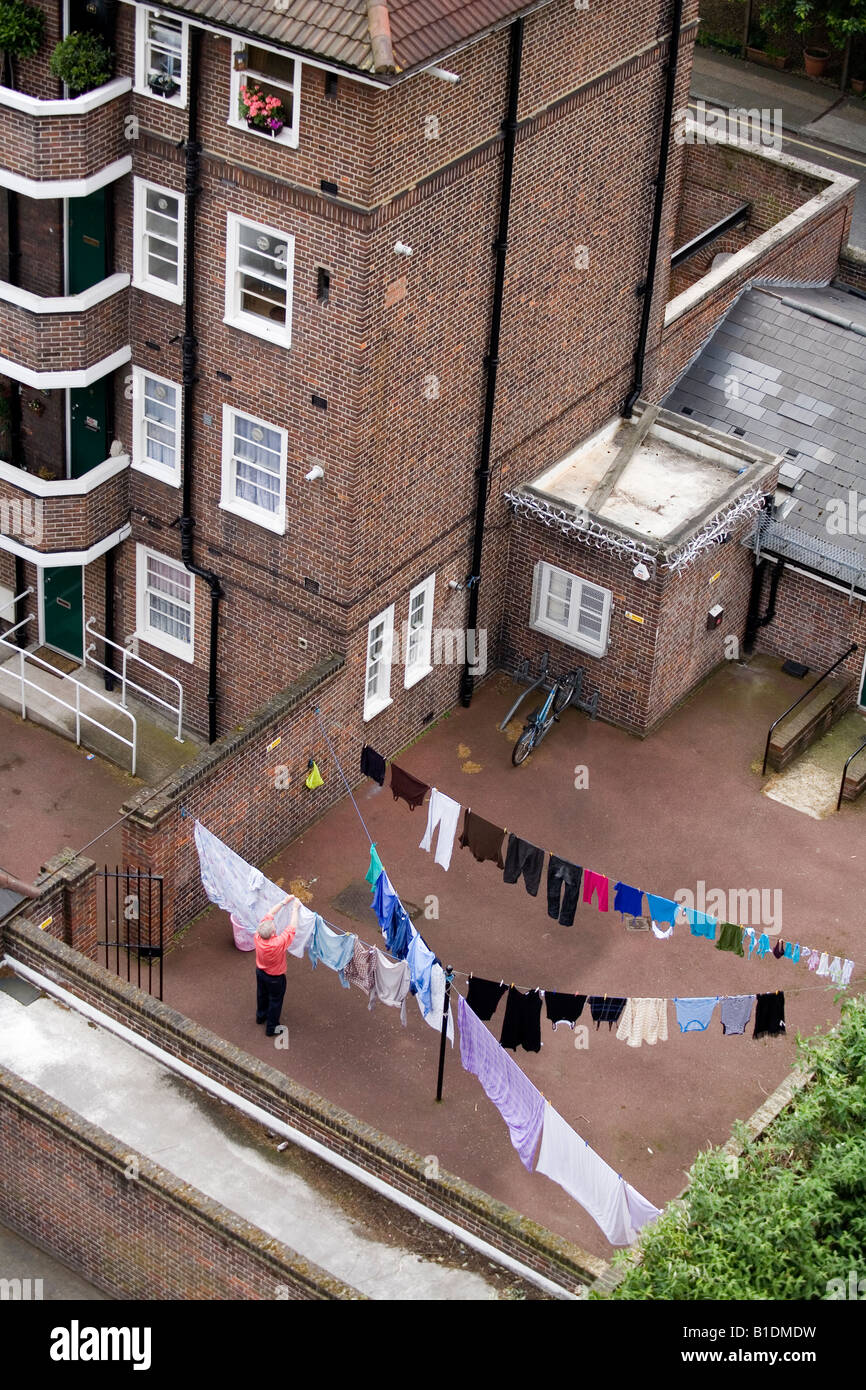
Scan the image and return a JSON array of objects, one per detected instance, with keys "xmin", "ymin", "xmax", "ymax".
[{"xmin": 457, "ymin": 995, "xmax": 544, "ymax": 1171}]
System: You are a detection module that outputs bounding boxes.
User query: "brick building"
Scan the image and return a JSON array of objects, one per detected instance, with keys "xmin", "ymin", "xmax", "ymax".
[{"xmin": 0, "ymin": 1, "xmax": 857, "ymax": 790}]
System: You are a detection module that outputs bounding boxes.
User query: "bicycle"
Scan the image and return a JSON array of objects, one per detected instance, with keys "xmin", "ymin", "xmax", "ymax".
[{"xmin": 511, "ymin": 670, "xmax": 578, "ymax": 766}]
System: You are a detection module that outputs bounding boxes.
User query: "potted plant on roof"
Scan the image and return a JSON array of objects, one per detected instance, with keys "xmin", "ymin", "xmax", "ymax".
[
  {"xmin": 239, "ymin": 82, "xmax": 286, "ymax": 136},
  {"xmin": 0, "ymin": 0, "xmax": 45, "ymax": 87},
  {"xmin": 49, "ymin": 30, "xmax": 113, "ymax": 97}
]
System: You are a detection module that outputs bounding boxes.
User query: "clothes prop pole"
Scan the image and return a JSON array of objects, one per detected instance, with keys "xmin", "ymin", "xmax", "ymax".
[{"xmin": 436, "ymin": 966, "xmax": 453, "ymax": 1102}]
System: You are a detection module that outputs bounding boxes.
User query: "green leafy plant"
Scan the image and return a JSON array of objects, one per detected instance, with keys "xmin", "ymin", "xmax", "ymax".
[
  {"xmin": 0, "ymin": 0, "xmax": 44, "ymax": 59},
  {"xmin": 49, "ymin": 30, "xmax": 113, "ymax": 95},
  {"xmin": 599, "ymin": 995, "xmax": 866, "ymax": 1301},
  {"xmin": 760, "ymin": 0, "xmax": 866, "ymax": 50}
]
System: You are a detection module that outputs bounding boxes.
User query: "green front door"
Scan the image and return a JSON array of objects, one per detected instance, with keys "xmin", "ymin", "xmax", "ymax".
[
  {"xmin": 43, "ymin": 567, "xmax": 83, "ymax": 661},
  {"xmin": 69, "ymin": 379, "xmax": 109, "ymax": 478},
  {"xmin": 68, "ymin": 189, "xmax": 107, "ymax": 295}
]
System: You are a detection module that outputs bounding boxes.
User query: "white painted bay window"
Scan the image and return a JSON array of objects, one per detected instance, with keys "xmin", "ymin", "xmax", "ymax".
[{"xmin": 530, "ymin": 560, "xmax": 612, "ymax": 657}]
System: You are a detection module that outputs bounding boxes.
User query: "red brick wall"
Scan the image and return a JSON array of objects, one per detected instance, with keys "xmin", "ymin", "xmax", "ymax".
[
  {"xmin": 0, "ymin": 1066, "xmax": 353, "ymax": 1299},
  {"xmin": 754, "ymin": 563, "xmax": 866, "ymax": 695},
  {"xmin": 0, "ymin": 463, "xmax": 128, "ymax": 552},
  {"xmin": 0, "ymin": 89, "xmax": 130, "ymax": 183},
  {"xmin": 0, "ymin": 284, "xmax": 129, "ymax": 374}
]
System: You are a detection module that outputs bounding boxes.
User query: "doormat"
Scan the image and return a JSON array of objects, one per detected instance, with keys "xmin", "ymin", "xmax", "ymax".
[
  {"xmin": 331, "ymin": 880, "xmax": 421, "ymax": 925},
  {"xmin": 28, "ymin": 647, "xmax": 80, "ymax": 675}
]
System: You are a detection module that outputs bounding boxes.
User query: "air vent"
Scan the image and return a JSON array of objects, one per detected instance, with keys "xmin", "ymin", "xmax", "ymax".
[
  {"xmin": 325, "ymin": 74, "xmax": 338, "ymax": 98},
  {"xmin": 680, "ymin": 405, "xmax": 694, "ymax": 416},
  {"xmin": 145, "ymin": 340, "xmax": 160, "ymax": 351},
  {"xmin": 785, "ymin": 448, "xmax": 799, "ymax": 458},
  {"xmin": 730, "ymin": 426, "xmax": 746, "ymax": 437},
  {"xmin": 216, "ymin": 370, "xmax": 232, "ymax": 382},
  {"xmin": 320, "ymin": 180, "xmax": 338, "ymax": 197},
  {"xmin": 311, "ymin": 394, "xmax": 327, "ymax": 410},
  {"xmin": 316, "ymin": 267, "xmax": 331, "ymax": 303},
  {"xmin": 304, "ymin": 577, "xmax": 320, "ymax": 593}
]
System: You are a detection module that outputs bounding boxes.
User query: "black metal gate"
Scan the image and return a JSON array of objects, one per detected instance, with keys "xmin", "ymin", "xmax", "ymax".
[{"xmin": 97, "ymin": 867, "xmax": 164, "ymax": 1000}]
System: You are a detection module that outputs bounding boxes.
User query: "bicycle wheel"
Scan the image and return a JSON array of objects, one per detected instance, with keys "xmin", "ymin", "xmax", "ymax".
[
  {"xmin": 552, "ymin": 677, "xmax": 576, "ymax": 716},
  {"xmin": 512, "ymin": 727, "xmax": 536, "ymax": 766}
]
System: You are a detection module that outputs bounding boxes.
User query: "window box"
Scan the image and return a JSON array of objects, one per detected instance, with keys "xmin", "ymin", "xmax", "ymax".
[
  {"xmin": 530, "ymin": 561, "xmax": 612, "ymax": 658},
  {"xmin": 229, "ymin": 39, "xmax": 300, "ymax": 148},
  {"xmin": 224, "ymin": 212, "xmax": 293, "ymax": 347},
  {"xmin": 135, "ymin": 544, "xmax": 194, "ymax": 663},
  {"xmin": 364, "ymin": 605, "xmax": 395, "ymax": 721},
  {"xmin": 219, "ymin": 405, "xmax": 287, "ymax": 533},
  {"xmin": 133, "ymin": 177, "xmax": 184, "ymax": 303},
  {"xmin": 135, "ymin": 9, "xmax": 188, "ymax": 107}
]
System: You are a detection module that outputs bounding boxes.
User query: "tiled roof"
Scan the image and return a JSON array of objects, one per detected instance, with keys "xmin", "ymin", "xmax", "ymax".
[
  {"xmin": 665, "ymin": 283, "xmax": 866, "ymax": 584},
  {"xmin": 158, "ymin": 0, "xmax": 549, "ymax": 77}
]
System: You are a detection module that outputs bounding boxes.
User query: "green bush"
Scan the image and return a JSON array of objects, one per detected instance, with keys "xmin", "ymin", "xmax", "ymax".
[
  {"xmin": 49, "ymin": 31, "xmax": 113, "ymax": 95},
  {"xmin": 599, "ymin": 994, "xmax": 866, "ymax": 1300},
  {"xmin": 0, "ymin": 0, "xmax": 45, "ymax": 59}
]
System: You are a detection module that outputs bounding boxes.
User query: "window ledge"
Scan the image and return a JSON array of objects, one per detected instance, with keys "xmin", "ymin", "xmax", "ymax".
[
  {"xmin": 137, "ymin": 630, "xmax": 194, "ymax": 664},
  {"xmin": 218, "ymin": 499, "xmax": 285, "ymax": 534},
  {"xmin": 133, "ymin": 277, "xmax": 184, "ymax": 305},
  {"xmin": 133, "ymin": 84, "xmax": 187, "ymax": 109},
  {"xmin": 227, "ymin": 117, "xmax": 298, "ymax": 149},
  {"xmin": 404, "ymin": 663, "xmax": 432, "ymax": 690},
  {"xmin": 222, "ymin": 313, "xmax": 291, "ymax": 349},
  {"xmin": 529, "ymin": 617, "xmax": 608, "ymax": 659},
  {"xmin": 363, "ymin": 694, "xmax": 393, "ymax": 723},
  {"xmin": 131, "ymin": 459, "xmax": 181, "ymax": 489}
]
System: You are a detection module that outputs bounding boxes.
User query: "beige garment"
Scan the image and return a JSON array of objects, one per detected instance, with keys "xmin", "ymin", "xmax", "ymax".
[{"xmin": 616, "ymin": 997, "xmax": 669, "ymax": 1047}]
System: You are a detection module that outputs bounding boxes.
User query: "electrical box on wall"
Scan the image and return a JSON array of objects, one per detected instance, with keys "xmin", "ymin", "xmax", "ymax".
[{"xmin": 707, "ymin": 604, "xmax": 724, "ymax": 630}]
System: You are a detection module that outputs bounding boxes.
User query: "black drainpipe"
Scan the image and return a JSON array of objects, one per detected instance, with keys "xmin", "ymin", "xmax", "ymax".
[
  {"xmin": 622, "ymin": 0, "xmax": 684, "ymax": 418},
  {"xmin": 459, "ymin": 17, "xmax": 523, "ymax": 707},
  {"xmin": 177, "ymin": 26, "xmax": 223, "ymax": 743}
]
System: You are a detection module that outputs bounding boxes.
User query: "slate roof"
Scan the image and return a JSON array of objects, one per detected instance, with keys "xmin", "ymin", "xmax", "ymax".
[
  {"xmin": 155, "ymin": 0, "xmax": 550, "ymax": 77},
  {"xmin": 664, "ymin": 283, "xmax": 866, "ymax": 586}
]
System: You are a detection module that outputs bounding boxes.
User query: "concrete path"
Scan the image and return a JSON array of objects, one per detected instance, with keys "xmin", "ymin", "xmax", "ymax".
[
  {"xmin": 0, "ymin": 989, "xmax": 522, "ymax": 1301},
  {"xmin": 805, "ymin": 98, "xmax": 866, "ymax": 157}
]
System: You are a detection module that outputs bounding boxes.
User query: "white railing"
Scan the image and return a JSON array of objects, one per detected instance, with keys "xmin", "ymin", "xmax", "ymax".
[
  {"xmin": 85, "ymin": 618, "xmax": 184, "ymax": 744},
  {"xmin": 0, "ymin": 592, "xmax": 137, "ymax": 775}
]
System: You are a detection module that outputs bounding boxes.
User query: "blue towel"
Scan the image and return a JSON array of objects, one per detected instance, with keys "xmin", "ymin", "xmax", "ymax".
[
  {"xmin": 674, "ymin": 996, "xmax": 719, "ymax": 1032},
  {"xmin": 613, "ymin": 882, "xmax": 643, "ymax": 917},
  {"xmin": 645, "ymin": 893, "xmax": 679, "ymax": 925},
  {"xmin": 306, "ymin": 915, "xmax": 355, "ymax": 987}
]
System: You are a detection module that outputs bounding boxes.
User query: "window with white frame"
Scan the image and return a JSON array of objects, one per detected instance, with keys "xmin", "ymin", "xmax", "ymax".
[
  {"xmin": 224, "ymin": 213, "xmax": 294, "ymax": 347},
  {"xmin": 230, "ymin": 39, "xmax": 300, "ymax": 147},
  {"xmin": 133, "ymin": 179, "xmax": 184, "ymax": 303},
  {"xmin": 530, "ymin": 561, "xmax": 612, "ymax": 658},
  {"xmin": 135, "ymin": 8, "xmax": 189, "ymax": 105},
  {"xmin": 220, "ymin": 406, "xmax": 287, "ymax": 532},
  {"xmin": 136, "ymin": 545, "xmax": 194, "ymax": 663},
  {"xmin": 404, "ymin": 573, "xmax": 435, "ymax": 688},
  {"xmin": 364, "ymin": 605, "xmax": 394, "ymax": 721},
  {"xmin": 131, "ymin": 368, "xmax": 180, "ymax": 486}
]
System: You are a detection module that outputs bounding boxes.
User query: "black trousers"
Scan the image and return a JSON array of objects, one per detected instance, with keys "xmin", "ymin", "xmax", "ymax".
[
  {"xmin": 503, "ymin": 833, "xmax": 545, "ymax": 896},
  {"xmin": 256, "ymin": 967, "xmax": 287, "ymax": 1033},
  {"xmin": 547, "ymin": 856, "xmax": 582, "ymax": 926}
]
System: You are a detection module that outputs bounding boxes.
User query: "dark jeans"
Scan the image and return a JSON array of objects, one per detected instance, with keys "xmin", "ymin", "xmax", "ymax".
[
  {"xmin": 256, "ymin": 967, "xmax": 287, "ymax": 1033},
  {"xmin": 503, "ymin": 833, "xmax": 544, "ymax": 896},
  {"xmin": 547, "ymin": 856, "xmax": 582, "ymax": 926}
]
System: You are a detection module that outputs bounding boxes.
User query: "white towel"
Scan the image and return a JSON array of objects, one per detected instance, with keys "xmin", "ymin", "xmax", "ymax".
[{"xmin": 418, "ymin": 787, "xmax": 462, "ymax": 871}]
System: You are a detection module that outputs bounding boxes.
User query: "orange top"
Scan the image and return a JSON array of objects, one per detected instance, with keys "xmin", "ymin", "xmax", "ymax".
[{"xmin": 255, "ymin": 925, "xmax": 295, "ymax": 974}]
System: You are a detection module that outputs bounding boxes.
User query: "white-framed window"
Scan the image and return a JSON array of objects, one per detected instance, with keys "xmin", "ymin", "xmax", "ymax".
[
  {"xmin": 219, "ymin": 405, "xmax": 287, "ymax": 533},
  {"xmin": 135, "ymin": 8, "xmax": 189, "ymax": 106},
  {"xmin": 404, "ymin": 573, "xmax": 435, "ymax": 688},
  {"xmin": 224, "ymin": 213, "xmax": 294, "ymax": 347},
  {"xmin": 229, "ymin": 38, "xmax": 301, "ymax": 148},
  {"xmin": 364, "ymin": 604, "xmax": 395, "ymax": 722},
  {"xmin": 530, "ymin": 560, "xmax": 612, "ymax": 658},
  {"xmin": 131, "ymin": 367, "xmax": 181, "ymax": 487},
  {"xmin": 135, "ymin": 545, "xmax": 194, "ymax": 663},
  {"xmin": 133, "ymin": 178, "xmax": 184, "ymax": 303}
]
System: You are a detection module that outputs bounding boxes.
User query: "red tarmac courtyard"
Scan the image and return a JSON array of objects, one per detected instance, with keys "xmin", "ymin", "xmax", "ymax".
[{"xmin": 160, "ymin": 654, "xmax": 865, "ymax": 1262}]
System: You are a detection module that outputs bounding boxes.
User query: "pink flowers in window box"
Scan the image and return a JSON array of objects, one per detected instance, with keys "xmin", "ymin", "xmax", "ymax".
[{"xmin": 239, "ymin": 83, "xmax": 286, "ymax": 135}]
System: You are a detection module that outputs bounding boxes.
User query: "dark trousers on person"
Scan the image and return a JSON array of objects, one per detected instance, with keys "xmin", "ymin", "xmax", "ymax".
[
  {"xmin": 256, "ymin": 967, "xmax": 287, "ymax": 1034},
  {"xmin": 547, "ymin": 856, "xmax": 582, "ymax": 926}
]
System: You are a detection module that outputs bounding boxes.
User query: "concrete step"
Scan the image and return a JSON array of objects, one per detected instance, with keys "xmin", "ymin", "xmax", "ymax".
[{"xmin": 766, "ymin": 676, "xmax": 852, "ymax": 773}]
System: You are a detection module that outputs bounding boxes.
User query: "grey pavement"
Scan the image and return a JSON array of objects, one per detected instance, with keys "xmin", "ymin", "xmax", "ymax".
[
  {"xmin": 0, "ymin": 1221, "xmax": 107, "ymax": 1300},
  {"xmin": 689, "ymin": 49, "xmax": 866, "ymax": 250}
]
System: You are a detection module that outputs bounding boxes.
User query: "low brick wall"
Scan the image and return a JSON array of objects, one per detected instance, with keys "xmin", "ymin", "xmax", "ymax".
[
  {"xmin": 837, "ymin": 245, "xmax": 866, "ymax": 294},
  {"xmin": 0, "ymin": 913, "xmax": 603, "ymax": 1293},
  {"xmin": 0, "ymin": 1064, "xmax": 359, "ymax": 1300}
]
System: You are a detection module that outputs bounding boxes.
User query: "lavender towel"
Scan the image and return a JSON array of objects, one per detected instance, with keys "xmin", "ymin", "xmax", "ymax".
[{"xmin": 457, "ymin": 995, "xmax": 545, "ymax": 1171}]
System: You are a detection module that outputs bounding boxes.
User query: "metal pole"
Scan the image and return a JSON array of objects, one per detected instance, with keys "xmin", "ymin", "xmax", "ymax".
[
  {"xmin": 435, "ymin": 967, "xmax": 453, "ymax": 1102},
  {"xmin": 18, "ymin": 648, "xmax": 26, "ymax": 718}
]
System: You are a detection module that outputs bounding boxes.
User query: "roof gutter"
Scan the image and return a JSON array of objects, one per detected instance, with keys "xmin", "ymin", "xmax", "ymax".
[
  {"xmin": 177, "ymin": 25, "xmax": 223, "ymax": 744},
  {"xmin": 622, "ymin": 0, "xmax": 684, "ymax": 418},
  {"xmin": 459, "ymin": 17, "xmax": 524, "ymax": 707}
]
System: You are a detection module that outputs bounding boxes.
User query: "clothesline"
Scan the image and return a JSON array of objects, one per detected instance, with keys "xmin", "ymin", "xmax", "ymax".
[{"xmin": 368, "ymin": 749, "xmax": 858, "ymax": 989}]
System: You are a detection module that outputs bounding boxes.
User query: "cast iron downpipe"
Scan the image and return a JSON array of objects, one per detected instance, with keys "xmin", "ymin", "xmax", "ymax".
[
  {"xmin": 622, "ymin": 0, "xmax": 685, "ymax": 418},
  {"xmin": 459, "ymin": 17, "xmax": 523, "ymax": 708},
  {"xmin": 178, "ymin": 26, "xmax": 223, "ymax": 743}
]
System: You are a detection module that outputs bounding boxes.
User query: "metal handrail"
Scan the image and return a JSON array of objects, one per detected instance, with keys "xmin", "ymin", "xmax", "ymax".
[
  {"xmin": 837, "ymin": 736, "xmax": 866, "ymax": 812},
  {"xmin": 0, "ymin": 631, "xmax": 137, "ymax": 775},
  {"xmin": 84, "ymin": 618, "xmax": 184, "ymax": 743},
  {"xmin": 762, "ymin": 643, "xmax": 858, "ymax": 776},
  {"xmin": 0, "ymin": 587, "xmax": 33, "ymax": 622}
]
